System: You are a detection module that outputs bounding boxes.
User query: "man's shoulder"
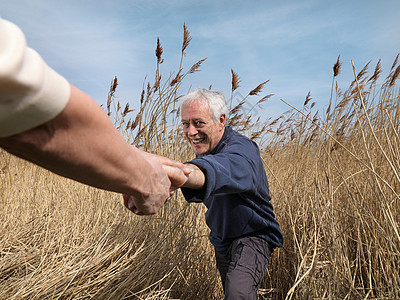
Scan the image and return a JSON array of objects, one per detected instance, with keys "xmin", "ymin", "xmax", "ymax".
[
  {"xmin": 227, "ymin": 128, "xmax": 257, "ymax": 146},
  {"xmin": 222, "ymin": 127, "xmax": 260, "ymax": 155}
]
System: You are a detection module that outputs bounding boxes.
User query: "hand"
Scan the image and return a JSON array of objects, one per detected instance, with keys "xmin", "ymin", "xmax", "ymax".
[
  {"xmin": 162, "ymin": 164, "xmax": 192, "ymax": 191},
  {"xmin": 123, "ymin": 190, "xmax": 175, "ymax": 215},
  {"xmin": 138, "ymin": 150, "xmax": 192, "ymax": 174},
  {"xmin": 136, "ymin": 149, "xmax": 192, "ymax": 189},
  {"xmin": 123, "ymin": 155, "xmax": 172, "ymax": 215}
]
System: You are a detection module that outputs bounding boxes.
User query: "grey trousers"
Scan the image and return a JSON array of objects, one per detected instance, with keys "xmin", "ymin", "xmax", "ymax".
[{"xmin": 214, "ymin": 236, "xmax": 272, "ymax": 300}]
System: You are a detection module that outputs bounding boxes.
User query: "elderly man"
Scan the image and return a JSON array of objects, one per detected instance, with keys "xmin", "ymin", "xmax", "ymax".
[{"xmin": 179, "ymin": 88, "xmax": 283, "ymax": 299}]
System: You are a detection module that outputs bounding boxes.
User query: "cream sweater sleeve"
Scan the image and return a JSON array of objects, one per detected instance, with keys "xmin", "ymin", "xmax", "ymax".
[{"xmin": 0, "ymin": 18, "xmax": 70, "ymax": 138}]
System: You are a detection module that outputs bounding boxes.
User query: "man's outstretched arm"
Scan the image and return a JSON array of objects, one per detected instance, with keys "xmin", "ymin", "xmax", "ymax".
[{"xmin": 180, "ymin": 163, "xmax": 205, "ymax": 190}]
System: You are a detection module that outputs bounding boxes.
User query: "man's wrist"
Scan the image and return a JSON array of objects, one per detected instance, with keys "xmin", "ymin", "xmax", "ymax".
[{"xmin": 182, "ymin": 163, "xmax": 205, "ymax": 190}]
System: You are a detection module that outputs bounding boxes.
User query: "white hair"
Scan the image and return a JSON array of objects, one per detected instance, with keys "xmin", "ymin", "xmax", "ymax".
[{"xmin": 180, "ymin": 88, "xmax": 228, "ymax": 123}]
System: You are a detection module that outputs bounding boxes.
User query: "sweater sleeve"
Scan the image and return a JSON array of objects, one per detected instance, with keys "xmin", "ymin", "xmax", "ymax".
[
  {"xmin": 182, "ymin": 139, "xmax": 262, "ymax": 204},
  {"xmin": 0, "ymin": 18, "xmax": 70, "ymax": 138},
  {"xmin": 194, "ymin": 152, "xmax": 258, "ymax": 198}
]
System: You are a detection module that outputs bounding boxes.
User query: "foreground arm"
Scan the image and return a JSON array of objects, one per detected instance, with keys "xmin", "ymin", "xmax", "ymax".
[
  {"xmin": 0, "ymin": 84, "xmax": 180, "ymax": 214},
  {"xmin": 0, "ymin": 18, "xmax": 192, "ymax": 215}
]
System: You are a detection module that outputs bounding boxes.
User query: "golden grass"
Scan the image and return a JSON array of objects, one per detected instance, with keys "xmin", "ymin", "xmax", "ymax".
[
  {"xmin": 1, "ymin": 25, "xmax": 399, "ymax": 299},
  {"xmin": 0, "ymin": 154, "xmax": 219, "ymax": 299},
  {"xmin": 261, "ymin": 57, "xmax": 400, "ymax": 299}
]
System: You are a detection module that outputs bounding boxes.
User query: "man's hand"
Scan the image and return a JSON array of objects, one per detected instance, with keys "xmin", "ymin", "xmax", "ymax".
[{"xmin": 136, "ymin": 149, "xmax": 192, "ymax": 189}]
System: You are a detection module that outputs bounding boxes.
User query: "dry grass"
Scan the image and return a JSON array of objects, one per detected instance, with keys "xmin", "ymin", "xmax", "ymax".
[
  {"xmin": 261, "ymin": 57, "xmax": 400, "ymax": 299},
  {"xmin": 0, "ymin": 154, "xmax": 218, "ymax": 299},
  {"xmin": 1, "ymin": 25, "xmax": 399, "ymax": 299}
]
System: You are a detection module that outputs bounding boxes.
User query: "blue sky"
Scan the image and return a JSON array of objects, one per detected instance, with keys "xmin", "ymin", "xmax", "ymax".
[{"xmin": 2, "ymin": 0, "xmax": 400, "ymax": 120}]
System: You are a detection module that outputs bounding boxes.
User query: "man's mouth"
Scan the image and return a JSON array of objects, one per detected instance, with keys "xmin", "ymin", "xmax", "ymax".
[{"xmin": 192, "ymin": 138, "xmax": 205, "ymax": 144}]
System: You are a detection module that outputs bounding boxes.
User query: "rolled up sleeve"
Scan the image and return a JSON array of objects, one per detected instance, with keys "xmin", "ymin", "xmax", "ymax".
[{"xmin": 0, "ymin": 18, "xmax": 70, "ymax": 137}]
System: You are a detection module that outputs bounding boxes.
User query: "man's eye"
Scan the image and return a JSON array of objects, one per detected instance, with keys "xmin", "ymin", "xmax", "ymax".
[
  {"xmin": 182, "ymin": 122, "xmax": 189, "ymax": 127},
  {"xmin": 195, "ymin": 121, "xmax": 205, "ymax": 127}
]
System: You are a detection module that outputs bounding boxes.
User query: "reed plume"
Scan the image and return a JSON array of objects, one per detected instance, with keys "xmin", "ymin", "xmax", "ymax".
[
  {"xmin": 368, "ymin": 59, "xmax": 382, "ymax": 85},
  {"xmin": 389, "ymin": 64, "xmax": 400, "ymax": 87},
  {"xmin": 231, "ymin": 69, "xmax": 241, "ymax": 92},
  {"xmin": 333, "ymin": 55, "xmax": 342, "ymax": 77},
  {"xmin": 182, "ymin": 23, "xmax": 191, "ymax": 53},
  {"xmin": 189, "ymin": 58, "xmax": 207, "ymax": 74},
  {"xmin": 249, "ymin": 80, "xmax": 269, "ymax": 96},
  {"xmin": 155, "ymin": 37, "xmax": 163, "ymax": 64}
]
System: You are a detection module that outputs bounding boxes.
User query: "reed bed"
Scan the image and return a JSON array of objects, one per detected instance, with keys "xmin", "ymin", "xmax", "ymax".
[
  {"xmin": 0, "ymin": 25, "xmax": 399, "ymax": 299},
  {"xmin": 262, "ymin": 56, "xmax": 400, "ymax": 299}
]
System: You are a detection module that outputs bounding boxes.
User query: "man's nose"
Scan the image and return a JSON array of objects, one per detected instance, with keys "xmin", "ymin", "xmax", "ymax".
[{"xmin": 187, "ymin": 123, "xmax": 198, "ymax": 136}]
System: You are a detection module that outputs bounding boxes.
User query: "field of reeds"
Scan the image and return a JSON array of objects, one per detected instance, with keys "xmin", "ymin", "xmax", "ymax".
[{"xmin": 1, "ymin": 25, "xmax": 399, "ymax": 299}]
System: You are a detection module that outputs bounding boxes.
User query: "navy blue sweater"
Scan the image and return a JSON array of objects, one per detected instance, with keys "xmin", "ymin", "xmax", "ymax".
[{"xmin": 181, "ymin": 126, "xmax": 284, "ymax": 254}]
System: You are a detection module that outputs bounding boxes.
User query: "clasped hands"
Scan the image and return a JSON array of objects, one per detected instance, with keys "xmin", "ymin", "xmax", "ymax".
[{"xmin": 123, "ymin": 150, "xmax": 192, "ymax": 215}]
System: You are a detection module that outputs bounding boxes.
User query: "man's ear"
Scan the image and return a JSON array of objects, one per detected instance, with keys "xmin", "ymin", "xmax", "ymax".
[{"xmin": 219, "ymin": 114, "xmax": 226, "ymax": 127}]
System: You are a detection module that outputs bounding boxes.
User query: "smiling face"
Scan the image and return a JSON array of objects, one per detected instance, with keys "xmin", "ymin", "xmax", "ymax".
[{"xmin": 181, "ymin": 100, "xmax": 225, "ymax": 155}]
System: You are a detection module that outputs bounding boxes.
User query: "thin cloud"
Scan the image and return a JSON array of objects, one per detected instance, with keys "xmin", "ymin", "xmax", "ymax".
[{"xmin": 2, "ymin": 0, "xmax": 400, "ymax": 116}]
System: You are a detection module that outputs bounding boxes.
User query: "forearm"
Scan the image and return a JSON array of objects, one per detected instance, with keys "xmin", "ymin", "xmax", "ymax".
[
  {"xmin": 181, "ymin": 163, "xmax": 205, "ymax": 190},
  {"xmin": 0, "ymin": 84, "xmax": 157, "ymax": 198}
]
